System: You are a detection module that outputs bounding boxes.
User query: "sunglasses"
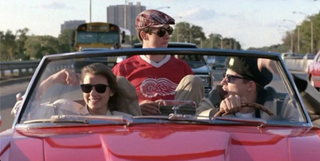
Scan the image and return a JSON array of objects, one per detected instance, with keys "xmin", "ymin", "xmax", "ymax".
[
  {"xmin": 222, "ymin": 73, "xmax": 248, "ymax": 83},
  {"xmin": 80, "ymin": 84, "xmax": 109, "ymax": 94},
  {"xmin": 150, "ymin": 26, "xmax": 174, "ymax": 37}
]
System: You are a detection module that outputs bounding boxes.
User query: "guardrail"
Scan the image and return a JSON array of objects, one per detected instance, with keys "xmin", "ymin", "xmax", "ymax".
[
  {"xmin": 283, "ymin": 57, "xmax": 313, "ymax": 72},
  {"xmin": 0, "ymin": 60, "xmax": 40, "ymax": 78}
]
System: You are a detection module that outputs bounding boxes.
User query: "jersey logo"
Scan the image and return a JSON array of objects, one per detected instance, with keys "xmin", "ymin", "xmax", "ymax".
[{"xmin": 140, "ymin": 78, "xmax": 178, "ymax": 98}]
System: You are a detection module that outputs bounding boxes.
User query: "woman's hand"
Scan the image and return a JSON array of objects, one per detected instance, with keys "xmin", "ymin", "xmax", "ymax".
[
  {"xmin": 36, "ymin": 69, "xmax": 81, "ymax": 99},
  {"xmin": 51, "ymin": 69, "xmax": 81, "ymax": 85}
]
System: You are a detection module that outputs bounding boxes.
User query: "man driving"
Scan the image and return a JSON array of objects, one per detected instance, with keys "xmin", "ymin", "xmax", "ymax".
[{"xmin": 197, "ymin": 56, "xmax": 300, "ymax": 121}]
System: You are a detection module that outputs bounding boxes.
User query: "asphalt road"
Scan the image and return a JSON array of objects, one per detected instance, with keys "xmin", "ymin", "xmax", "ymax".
[
  {"xmin": 0, "ymin": 80, "xmax": 30, "ymax": 131},
  {"xmin": 0, "ymin": 70, "xmax": 308, "ymax": 131}
]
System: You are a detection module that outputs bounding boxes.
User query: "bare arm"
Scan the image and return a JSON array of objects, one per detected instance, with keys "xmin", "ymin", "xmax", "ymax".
[{"xmin": 257, "ymin": 58, "xmax": 279, "ymax": 75}]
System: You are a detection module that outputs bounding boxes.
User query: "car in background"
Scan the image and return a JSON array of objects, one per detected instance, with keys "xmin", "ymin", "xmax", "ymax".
[
  {"xmin": 304, "ymin": 53, "xmax": 315, "ymax": 60},
  {"xmin": 281, "ymin": 52, "xmax": 301, "ymax": 59},
  {"xmin": 206, "ymin": 56, "xmax": 227, "ymax": 70},
  {"xmin": 308, "ymin": 50, "xmax": 320, "ymax": 91},
  {"xmin": 131, "ymin": 42, "xmax": 213, "ymax": 93}
]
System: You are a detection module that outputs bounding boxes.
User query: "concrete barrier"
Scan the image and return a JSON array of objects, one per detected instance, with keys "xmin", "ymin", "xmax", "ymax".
[
  {"xmin": 0, "ymin": 60, "xmax": 40, "ymax": 78},
  {"xmin": 283, "ymin": 58, "xmax": 313, "ymax": 72}
]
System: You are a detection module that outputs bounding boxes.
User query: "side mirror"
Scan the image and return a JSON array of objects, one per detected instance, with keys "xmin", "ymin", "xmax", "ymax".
[{"xmin": 0, "ymin": 115, "xmax": 2, "ymax": 127}]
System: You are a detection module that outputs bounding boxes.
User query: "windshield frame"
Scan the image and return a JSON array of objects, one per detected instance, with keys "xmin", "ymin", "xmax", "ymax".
[{"xmin": 12, "ymin": 48, "xmax": 313, "ymax": 128}]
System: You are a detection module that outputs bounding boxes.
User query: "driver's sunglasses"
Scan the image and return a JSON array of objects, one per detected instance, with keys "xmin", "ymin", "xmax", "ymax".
[
  {"xmin": 222, "ymin": 73, "xmax": 248, "ymax": 83},
  {"xmin": 151, "ymin": 26, "xmax": 174, "ymax": 37},
  {"xmin": 80, "ymin": 84, "xmax": 109, "ymax": 94}
]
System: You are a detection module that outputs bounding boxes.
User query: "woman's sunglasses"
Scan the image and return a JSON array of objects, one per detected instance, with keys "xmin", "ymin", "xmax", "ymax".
[
  {"xmin": 150, "ymin": 26, "xmax": 174, "ymax": 37},
  {"xmin": 80, "ymin": 84, "xmax": 109, "ymax": 94},
  {"xmin": 222, "ymin": 73, "xmax": 249, "ymax": 83}
]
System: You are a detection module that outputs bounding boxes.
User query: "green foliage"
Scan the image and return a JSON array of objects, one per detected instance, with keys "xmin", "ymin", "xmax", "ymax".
[
  {"xmin": 170, "ymin": 22, "xmax": 242, "ymax": 49},
  {"xmin": 24, "ymin": 35, "xmax": 60, "ymax": 59},
  {"xmin": 0, "ymin": 28, "xmax": 77, "ymax": 61},
  {"xmin": 268, "ymin": 11, "xmax": 320, "ymax": 54},
  {"xmin": 58, "ymin": 29, "xmax": 76, "ymax": 52},
  {"xmin": 1, "ymin": 13, "xmax": 319, "ymax": 61},
  {"xmin": 131, "ymin": 35, "xmax": 140, "ymax": 44}
]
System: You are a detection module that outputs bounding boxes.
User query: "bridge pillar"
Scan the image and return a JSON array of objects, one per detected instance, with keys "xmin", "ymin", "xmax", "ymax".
[{"xmin": 19, "ymin": 69, "xmax": 23, "ymax": 76}]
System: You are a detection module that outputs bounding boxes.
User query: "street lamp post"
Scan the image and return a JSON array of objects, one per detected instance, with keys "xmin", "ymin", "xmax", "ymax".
[
  {"xmin": 283, "ymin": 20, "xmax": 300, "ymax": 53},
  {"xmin": 217, "ymin": 35, "xmax": 224, "ymax": 49},
  {"xmin": 89, "ymin": 0, "xmax": 92, "ymax": 22},
  {"xmin": 189, "ymin": 26, "xmax": 192, "ymax": 43},
  {"xmin": 279, "ymin": 25, "xmax": 293, "ymax": 52},
  {"xmin": 124, "ymin": 0, "xmax": 129, "ymax": 29},
  {"xmin": 293, "ymin": 11, "xmax": 314, "ymax": 53},
  {"xmin": 210, "ymin": 33, "xmax": 213, "ymax": 48},
  {"xmin": 174, "ymin": 16, "xmax": 183, "ymax": 42},
  {"xmin": 189, "ymin": 24, "xmax": 193, "ymax": 43}
]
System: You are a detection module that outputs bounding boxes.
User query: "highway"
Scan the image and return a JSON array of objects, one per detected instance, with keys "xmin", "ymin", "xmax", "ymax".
[{"xmin": 0, "ymin": 69, "xmax": 308, "ymax": 131}]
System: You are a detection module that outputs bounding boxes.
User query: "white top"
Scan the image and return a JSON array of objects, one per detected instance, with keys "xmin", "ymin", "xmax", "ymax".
[{"xmin": 24, "ymin": 99, "xmax": 132, "ymax": 120}]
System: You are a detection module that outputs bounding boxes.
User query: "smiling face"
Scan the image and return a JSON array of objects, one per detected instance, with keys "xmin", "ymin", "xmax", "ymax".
[{"xmin": 82, "ymin": 73, "xmax": 114, "ymax": 115}]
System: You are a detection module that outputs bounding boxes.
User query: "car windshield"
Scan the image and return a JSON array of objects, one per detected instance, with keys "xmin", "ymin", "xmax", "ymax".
[
  {"xmin": 179, "ymin": 54, "xmax": 206, "ymax": 68},
  {"xmin": 18, "ymin": 51, "xmax": 307, "ymax": 127}
]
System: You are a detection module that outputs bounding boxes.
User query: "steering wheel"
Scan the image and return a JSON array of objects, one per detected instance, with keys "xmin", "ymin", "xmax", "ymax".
[{"xmin": 213, "ymin": 102, "xmax": 274, "ymax": 117}]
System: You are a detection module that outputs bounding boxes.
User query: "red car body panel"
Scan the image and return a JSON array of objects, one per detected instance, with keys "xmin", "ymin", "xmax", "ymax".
[
  {"xmin": 1, "ymin": 124, "xmax": 320, "ymax": 161},
  {"xmin": 308, "ymin": 50, "xmax": 320, "ymax": 88}
]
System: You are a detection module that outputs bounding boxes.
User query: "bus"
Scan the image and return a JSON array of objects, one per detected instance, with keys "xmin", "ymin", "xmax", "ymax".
[{"xmin": 73, "ymin": 22, "xmax": 132, "ymax": 51}]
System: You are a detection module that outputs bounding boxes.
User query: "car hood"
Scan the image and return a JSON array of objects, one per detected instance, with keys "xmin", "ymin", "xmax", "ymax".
[
  {"xmin": 191, "ymin": 65, "xmax": 209, "ymax": 74},
  {"xmin": 1, "ymin": 124, "xmax": 320, "ymax": 161}
]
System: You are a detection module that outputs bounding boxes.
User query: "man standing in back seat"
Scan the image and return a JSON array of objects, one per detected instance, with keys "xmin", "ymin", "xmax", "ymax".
[{"xmin": 112, "ymin": 9, "xmax": 205, "ymax": 115}]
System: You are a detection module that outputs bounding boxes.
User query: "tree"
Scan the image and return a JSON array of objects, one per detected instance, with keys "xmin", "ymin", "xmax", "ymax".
[
  {"xmin": 24, "ymin": 35, "xmax": 60, "ymax": 59},
  {"xmin": 15, "ymin": 28, "xmax": 29, "ymax": 60},
  {"xmin": 58, "ymin": 29, "xmax": 76, "ymax": 52},
  {"xmin": 171, "ymin": 22, "xmax": 206, "ymax": 45},
  {"xmin": 0, "ymin": 30, "xmax": 16, "ymax": 60},
  {"xmin": 131, "ymin": 35, "xmax": 140, "ymax": 44},
  {"xmin": 205, "ymin": 33, "xmax": 224, "ymax": 49},
  {"xmin": 280, "ymin": 11, "xmax": 320, "ymax": 54}
]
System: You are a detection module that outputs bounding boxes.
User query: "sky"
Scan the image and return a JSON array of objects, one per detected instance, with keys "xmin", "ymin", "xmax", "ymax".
[{"xmin": 1, "ymin": 0, "xmax": 319, "ymax": 49}]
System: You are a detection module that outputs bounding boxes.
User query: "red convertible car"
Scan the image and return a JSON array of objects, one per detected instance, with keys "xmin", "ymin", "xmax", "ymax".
[
  {"xmin": 1, "ymin": 48, "xmax": 320, "ymax": 161},
  {"xmin": 308, "ymin": 50, "xmax": 320, "ymax": 91}
]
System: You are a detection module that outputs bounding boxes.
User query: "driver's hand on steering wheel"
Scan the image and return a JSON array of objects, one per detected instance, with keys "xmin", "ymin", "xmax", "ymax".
[
  {"xmin": 139, "ymin": 100, "xmax": 161, "ymax": 115},
  {"xmin": 219, "ymin": 95, "xmax": 254, "ymax": 114}
]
